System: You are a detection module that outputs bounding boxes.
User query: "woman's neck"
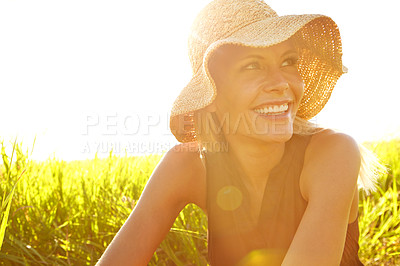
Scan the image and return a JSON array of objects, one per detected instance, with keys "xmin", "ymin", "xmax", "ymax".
[{"xmin": 224, "ymin": 134, "xmax": 286, "ymax": 186}]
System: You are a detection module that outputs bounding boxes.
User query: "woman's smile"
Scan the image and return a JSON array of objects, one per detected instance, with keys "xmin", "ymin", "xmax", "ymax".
[{"xmin": 252, "ymin": 101, "xmax": 292, "ymax": 119}]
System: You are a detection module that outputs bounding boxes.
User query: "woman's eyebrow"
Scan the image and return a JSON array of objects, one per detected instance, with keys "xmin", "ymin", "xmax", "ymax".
[
  {"xmin": 238, "ymin": 49, "xmax": 298, "ymax": 62},
  {"xmin": 282, "ymin": 49, "xmax": 298, "ymax": 57},
  {"xmin": 239, "ymin": 54, "xmax": 265, "ymax": 61}
]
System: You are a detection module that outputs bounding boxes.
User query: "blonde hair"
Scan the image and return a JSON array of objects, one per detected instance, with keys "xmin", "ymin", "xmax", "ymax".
[{"xmin": 194, "ymin": 109, "xmax": 384, "ymax": 195}]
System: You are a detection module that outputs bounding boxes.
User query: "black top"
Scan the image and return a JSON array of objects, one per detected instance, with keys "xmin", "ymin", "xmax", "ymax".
[{"xmin": 204, "ymin": 134, "xmax": 363, "ymax": 265}]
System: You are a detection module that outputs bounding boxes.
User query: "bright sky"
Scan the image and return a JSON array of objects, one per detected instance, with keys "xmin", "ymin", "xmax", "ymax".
[{"xmin": 0, "ymin": 0, "xmax": 399, "ymax": 161}]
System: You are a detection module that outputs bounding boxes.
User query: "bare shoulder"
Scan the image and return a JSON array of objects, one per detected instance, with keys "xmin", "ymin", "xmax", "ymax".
[
  {"xmin": 300, "ymin": 129, "xmax": 361, "ymax": 203},
  {"xmin": 304, "ymin": 129, "xmax": 360, "ymax": 164},
  {"xmin": 161, "ymin": 142, "xmax": 207, "ymax": 212}
]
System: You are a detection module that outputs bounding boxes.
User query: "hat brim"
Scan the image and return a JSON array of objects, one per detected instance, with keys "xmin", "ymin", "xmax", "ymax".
[{"xmin": 170, "ymin": 15, "xmax": 345, "ymax": 143}]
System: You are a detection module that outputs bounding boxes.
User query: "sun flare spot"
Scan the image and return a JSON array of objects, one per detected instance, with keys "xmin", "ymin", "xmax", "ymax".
[
  {"xmin": 216, "ymin": 185, "xmax": 243, "ymax": 211},
  {"xmin": 238, "ymin": 249, "xmax": 286, "ymax": 266}
]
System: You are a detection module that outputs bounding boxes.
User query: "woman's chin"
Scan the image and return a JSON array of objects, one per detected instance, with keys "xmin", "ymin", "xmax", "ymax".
[{"xmin": 252, "ymin": 123, "xmax": 294, "ymax": 143}]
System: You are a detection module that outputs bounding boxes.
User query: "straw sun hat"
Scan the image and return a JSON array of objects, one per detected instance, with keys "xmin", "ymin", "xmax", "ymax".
[{"xmin": 170, "ymin": 0, "xmax": 347, "ymax": 143}]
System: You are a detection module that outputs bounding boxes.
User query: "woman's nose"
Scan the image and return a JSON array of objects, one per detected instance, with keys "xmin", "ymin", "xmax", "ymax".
[{"xmin": 261, "ymin": 71, "xmax": 289, "ymax": 93}]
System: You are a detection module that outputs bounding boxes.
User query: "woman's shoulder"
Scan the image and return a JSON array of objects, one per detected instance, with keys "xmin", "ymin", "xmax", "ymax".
[
  {"xmin": 305, "ymin": 129, "xmax": 359, "ymax": 156},
  {"xmin": 163, "ymin": 141, "xmax": 207, "ymax": 212},
  {"xmin": 167, "ymin": 141, "xmax": 205, "ymax": 171},
  {"xmin": 300, "ymin": 129, "xmax": 361, "ymax": 202}
]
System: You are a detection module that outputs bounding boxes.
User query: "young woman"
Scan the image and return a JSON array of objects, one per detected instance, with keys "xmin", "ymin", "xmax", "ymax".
[{"xmin": 97, "ymin": 0, "xmax": 378, "ymax": 265}]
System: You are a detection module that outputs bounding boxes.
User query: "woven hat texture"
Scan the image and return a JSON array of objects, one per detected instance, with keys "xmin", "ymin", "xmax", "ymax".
[{"xmin": 170, "ymin": 0, "xmax": 346, "ymax": 143}]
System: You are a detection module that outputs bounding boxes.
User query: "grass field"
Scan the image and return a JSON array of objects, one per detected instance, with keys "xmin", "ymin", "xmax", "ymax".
[{"xmin": 0, "ymin": 138, "xmax": 399, "ymax": 265}]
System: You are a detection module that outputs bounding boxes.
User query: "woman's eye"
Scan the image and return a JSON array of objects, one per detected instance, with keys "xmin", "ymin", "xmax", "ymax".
[
  {"xmin": 242, "ymin": 62, "xmax": 262, "ymax": 70},
  {"xmin": 282, "ymin": 57, "xmax": 299, "ymax": 67}
]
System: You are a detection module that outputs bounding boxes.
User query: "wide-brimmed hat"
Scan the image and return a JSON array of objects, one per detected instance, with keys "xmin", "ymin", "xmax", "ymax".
[{"xmin": 170, "ymin": 0, "xmax": 347, "ymax": 143}]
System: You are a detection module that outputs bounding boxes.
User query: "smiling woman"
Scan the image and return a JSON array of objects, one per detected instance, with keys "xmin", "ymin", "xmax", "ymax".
[{"xmin": 96, "ymin": 0, "xmax": 380, "ymax": 265}]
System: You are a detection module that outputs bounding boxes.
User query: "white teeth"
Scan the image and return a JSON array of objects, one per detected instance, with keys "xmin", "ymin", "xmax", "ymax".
[{"xmin": 254, "ymin": 103, "xmax": 289, "ymax": 115}]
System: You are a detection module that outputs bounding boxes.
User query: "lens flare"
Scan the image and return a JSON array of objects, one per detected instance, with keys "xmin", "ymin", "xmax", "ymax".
[{"xmin": 216, "ymin": 185, "xmax": 243, "ymax": 211}]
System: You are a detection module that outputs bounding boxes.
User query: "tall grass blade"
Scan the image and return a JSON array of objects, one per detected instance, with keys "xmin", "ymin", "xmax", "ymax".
[{"xmin": 0, "ymin": 169, "xmax": 25, "ymax": 251}]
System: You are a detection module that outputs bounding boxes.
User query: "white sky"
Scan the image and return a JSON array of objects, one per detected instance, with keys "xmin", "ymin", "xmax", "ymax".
[{"xmin": 0, "ymin": 0, "xmax": 399, "ymax": 161}]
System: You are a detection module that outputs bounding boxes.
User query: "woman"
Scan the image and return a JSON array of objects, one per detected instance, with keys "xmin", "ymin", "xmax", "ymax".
[{"xmin": 97, "ymin": 0, "xmax": 378, "ymax": 265}]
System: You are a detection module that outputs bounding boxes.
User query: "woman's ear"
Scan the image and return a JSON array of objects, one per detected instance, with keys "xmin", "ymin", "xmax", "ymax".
[{"xmin": 204, "ymin": 101, "xmax": 217, "ymax": 112}]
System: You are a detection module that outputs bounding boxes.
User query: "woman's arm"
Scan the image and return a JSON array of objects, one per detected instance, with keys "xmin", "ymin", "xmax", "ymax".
[
  {"xmin": 282, "ymin": 131, "xmax": 361, "ymax": 266},
  {"xmin": 96, "ymin": 143, "xmax": 205, "ymax": 265}
]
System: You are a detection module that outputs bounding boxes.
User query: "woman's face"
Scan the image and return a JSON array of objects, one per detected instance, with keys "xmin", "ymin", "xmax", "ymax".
[{"xmin": 207, "ymin": 39, "xmax": 304, "ymax": 143}]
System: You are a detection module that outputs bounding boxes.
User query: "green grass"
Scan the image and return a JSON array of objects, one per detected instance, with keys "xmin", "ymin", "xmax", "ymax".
[
  {"xmin": 0, "ymin": 139, "xmax": 399, "ymax": 265},
  {"xmin": 358, "ymin": 140, "xmax": 400, "ymax": 265}
]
